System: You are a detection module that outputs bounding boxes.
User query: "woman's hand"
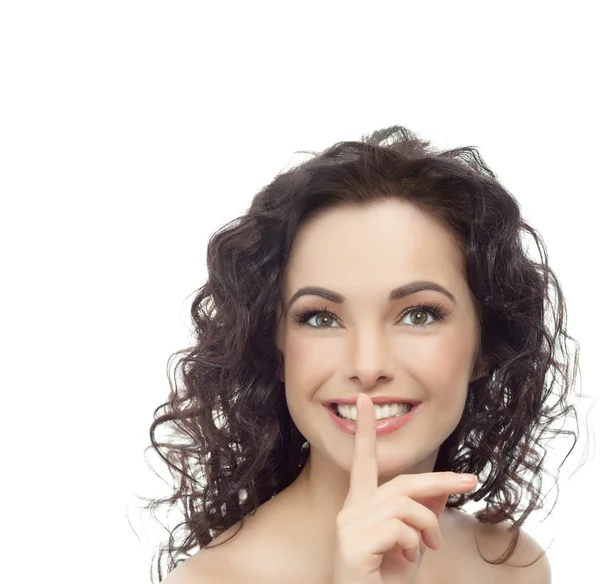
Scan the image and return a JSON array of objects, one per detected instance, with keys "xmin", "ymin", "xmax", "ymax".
[{"xmin": 331, "ymin": 394, "xmax": 478, "ymax": 584}]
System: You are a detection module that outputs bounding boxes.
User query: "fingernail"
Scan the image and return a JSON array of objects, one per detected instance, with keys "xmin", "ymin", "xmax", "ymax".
[{"xmin": 459, "ymin": 474, "xmax": 478, "ymax": 485}]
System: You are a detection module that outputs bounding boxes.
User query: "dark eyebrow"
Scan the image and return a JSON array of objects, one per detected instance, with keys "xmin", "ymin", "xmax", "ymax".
[{"xmin": 285, "ymin": 281, "xmax": 456, "ymax": 313}]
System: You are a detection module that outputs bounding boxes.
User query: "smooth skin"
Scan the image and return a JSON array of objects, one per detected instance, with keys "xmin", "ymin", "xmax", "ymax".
[
  {"xmin": 162, "ymin": 200, "xmax": 551, "ymax": 584},
  {"xmin": 333, "ymin": 393, "xmax": 478, "ymax": 584}
]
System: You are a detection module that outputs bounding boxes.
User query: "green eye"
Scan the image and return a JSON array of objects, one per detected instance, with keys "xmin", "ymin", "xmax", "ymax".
[{"xmin": 292, "ymin": 302, "xmax": 450, "ymax": 330}]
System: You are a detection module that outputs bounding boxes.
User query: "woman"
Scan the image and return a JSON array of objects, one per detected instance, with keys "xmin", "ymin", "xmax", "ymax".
[{"xmin": 146, "ymin": 125, "xmax": 582, "ymax": 583}]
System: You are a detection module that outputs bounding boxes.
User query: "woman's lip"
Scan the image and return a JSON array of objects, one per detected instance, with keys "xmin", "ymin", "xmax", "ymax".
[{"xmin": 324, "ymin": 403, "xmax": 420, "ymax": 435}]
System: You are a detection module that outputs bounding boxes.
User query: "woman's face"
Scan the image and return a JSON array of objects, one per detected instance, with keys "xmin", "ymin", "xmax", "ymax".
[{"xmin": 275, "ymin": 199, "xmax": 482, "ymax": 478}]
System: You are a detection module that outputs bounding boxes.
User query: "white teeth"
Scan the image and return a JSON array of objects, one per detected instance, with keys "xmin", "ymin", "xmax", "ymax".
[{"xmin": 336, "ymin": 402, "xmax": 412, "ymax": 421}]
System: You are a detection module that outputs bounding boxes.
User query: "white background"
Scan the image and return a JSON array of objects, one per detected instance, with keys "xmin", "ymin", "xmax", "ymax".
[{"xmin": 1, "ymin": 2, "xmax": 598, "ymax": 583}]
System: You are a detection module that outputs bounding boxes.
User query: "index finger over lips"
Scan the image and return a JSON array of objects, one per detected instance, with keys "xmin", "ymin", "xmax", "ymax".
[{"xmin": 346, "ymin": 393, "xmax": 378, "ymax": 505}]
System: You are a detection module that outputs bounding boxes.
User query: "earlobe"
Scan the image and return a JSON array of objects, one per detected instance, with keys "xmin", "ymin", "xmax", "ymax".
[
  {"xmin": 470, "ymin": 355, "xmax": 490, "ymax": 383},
  {"xmin": 277, "ymin": 359, "xmax": 285, "ymax": 383}
]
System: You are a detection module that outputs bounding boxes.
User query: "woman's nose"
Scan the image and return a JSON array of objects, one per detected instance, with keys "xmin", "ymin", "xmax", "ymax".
[{"xmin": 346, "ymin": 330, "xmax": 395, "ymax": 388}]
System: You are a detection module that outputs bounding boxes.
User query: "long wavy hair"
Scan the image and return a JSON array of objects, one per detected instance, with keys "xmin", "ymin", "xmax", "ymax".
[{"xmin": 141, "ymin": 125, "xmax": 586, "ymax": 582}]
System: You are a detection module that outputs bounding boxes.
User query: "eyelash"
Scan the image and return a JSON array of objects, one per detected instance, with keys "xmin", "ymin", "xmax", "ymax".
[{"xmin": 291, "ymin": 302, "xmax": 451, "ymax": 330}]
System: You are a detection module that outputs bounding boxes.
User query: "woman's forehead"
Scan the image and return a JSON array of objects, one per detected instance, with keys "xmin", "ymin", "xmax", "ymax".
[
  {"xmin": 290, "ymin": 200, "xmax": 461, "ymax": 262},
  {"xmin": 283, "ymin": 209, "xmax": 466, "ymax": 298}
]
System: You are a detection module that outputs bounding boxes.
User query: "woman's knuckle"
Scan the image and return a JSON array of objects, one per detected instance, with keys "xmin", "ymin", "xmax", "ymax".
[
  {"xmin": 336, "ymin": 508, "xmax": 352, "ymax": 528},
  {"xmin": 424, "ymin": 507, "xmax": 438, "ymax": 526},
  {"xmin": 409, "ymin": 529, "xmax": 421, "ymax": 549}
]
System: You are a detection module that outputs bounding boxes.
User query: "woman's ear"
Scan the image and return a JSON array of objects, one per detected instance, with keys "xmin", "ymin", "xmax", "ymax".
[
  {"xmin": 470, "ymin": 354, "xmax": 490, "ymax": 382},
  {"xmin": 275, "ymin": 314, "xmax": 286, "ymax": 383}
]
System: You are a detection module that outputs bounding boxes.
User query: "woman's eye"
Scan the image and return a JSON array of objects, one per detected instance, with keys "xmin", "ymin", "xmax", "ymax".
[
  {"xmin": 401, "ymin": 309, "xmax": 436, "ymax": 326},
  {"xmin": 306, "ymin": 313, "xmax": 340, "ymax": 328},
  {"xmin": 296, "ymin": 305, "xmax": 446, "ymax": 329}
]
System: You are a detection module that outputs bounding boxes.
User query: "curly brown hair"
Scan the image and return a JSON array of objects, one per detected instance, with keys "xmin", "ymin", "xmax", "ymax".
[{"xmin": 141, "ymin": 125, "xmax": 586, "ymax": 582}]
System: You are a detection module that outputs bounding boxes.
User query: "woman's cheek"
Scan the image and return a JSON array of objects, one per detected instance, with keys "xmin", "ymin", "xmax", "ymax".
[{"xmin": 286, "ymin": 337, "xmax": 332, "ymax": 373}]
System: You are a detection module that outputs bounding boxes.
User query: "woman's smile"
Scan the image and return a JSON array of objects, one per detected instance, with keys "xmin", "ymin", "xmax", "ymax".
[{"xmin": 324, "ymin": 400, "xmax": 421, "ymax": 436}]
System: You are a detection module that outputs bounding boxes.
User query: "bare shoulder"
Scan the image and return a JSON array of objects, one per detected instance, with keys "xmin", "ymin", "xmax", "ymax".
[
  {"xmin": 160, "ymin": 559, "xmax": 208, "ymax": 584},
  {"xmin": 460, "ymin": 512, "xmax": 551, "ymax": 584},
  {"xmin": 160, "ymin": 524, "xmax": 245, "ymax": 584},
  {"xmin": 159, "ymin": 551, "xmax": 229, "ymax": 584}
]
